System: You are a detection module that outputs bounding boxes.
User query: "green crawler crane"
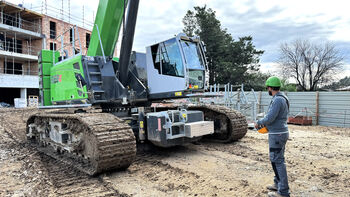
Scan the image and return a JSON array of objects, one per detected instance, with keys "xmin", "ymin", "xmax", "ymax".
[{"xmin": 27, "ymin": 0, "xmax": 247, "ymax": 175}]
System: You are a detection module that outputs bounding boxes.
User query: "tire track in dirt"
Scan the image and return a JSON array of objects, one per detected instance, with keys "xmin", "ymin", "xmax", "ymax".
[
  {"xmin": 39, "ymin": 153, "xmax": 129, "ymax": 197},
  {"xmin": 200, "ymin": 142, "xmax": 267, "ymax": 162},
  {"xmin": 102, "ymin": 144, "xmax": 269, "ymax": 197},
  {"xmin": 102, "ymin": 151, "xmax": 213, "ymax": 197}
]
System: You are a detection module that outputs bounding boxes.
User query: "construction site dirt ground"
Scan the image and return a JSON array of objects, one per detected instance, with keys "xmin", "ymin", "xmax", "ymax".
[{"xmin": 0, "ymin": 108, "xmax": 349, "ymax": 197}]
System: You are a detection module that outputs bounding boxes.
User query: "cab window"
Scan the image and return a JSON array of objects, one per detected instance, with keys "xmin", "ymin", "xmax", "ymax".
[{"xmin": 151, "ymin": 38, "xmax": 184, "ymax": 77}]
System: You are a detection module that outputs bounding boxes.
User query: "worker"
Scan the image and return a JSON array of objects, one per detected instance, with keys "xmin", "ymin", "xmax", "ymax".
[{"xmin": 255, "ymin": 76, "xmax": 290, "ymax": 197}]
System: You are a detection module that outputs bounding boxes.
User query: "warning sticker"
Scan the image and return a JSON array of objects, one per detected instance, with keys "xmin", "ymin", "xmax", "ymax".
[
  {"xmin": 140, "ymin": 121, "xmax": 144, "ymax": 129},
  {"xmin": 157, "ymin": 118, "xmax": 161, "ymax": 131},
  {"xmin": 175, "ymin": 92, "xmax": 182, "ymax": 96}
]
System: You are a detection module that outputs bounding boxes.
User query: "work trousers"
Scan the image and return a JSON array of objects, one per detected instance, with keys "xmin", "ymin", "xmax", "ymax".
[{"xmin": 269, "ymin": 133, "xmax": 290, "ymax": 196}]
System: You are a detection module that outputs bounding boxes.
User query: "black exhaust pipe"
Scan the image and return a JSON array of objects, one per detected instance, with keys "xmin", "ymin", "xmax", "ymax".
[{"xmin": 118, "ymin": 0, "xmax": 140, "ymax": 87}]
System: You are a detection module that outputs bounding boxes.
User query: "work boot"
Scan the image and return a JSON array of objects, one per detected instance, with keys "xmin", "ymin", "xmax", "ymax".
[
  {"xmin": 267, "ymin": 191, "xmax": 289, "ymax": 197},
  {"xmin": 266, "ymin": 184, "xmax": 278, "ymax": 191}
]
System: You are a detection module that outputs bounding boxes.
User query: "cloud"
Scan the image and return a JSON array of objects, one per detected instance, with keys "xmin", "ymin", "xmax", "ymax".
[
  {"xmin": 260, "ymin": 62, "xmax": 279, "ymax": 74},
  {"xmin": 208, "ymin": 2, "xmax": 343, "ymax": 64},
  {"xmin": 11, "ymin": 0, "xmax": 350, "ymax": 79},
  {"xmin": 133, "ymin": 0, "xmax": 194, "ymax": 51}
]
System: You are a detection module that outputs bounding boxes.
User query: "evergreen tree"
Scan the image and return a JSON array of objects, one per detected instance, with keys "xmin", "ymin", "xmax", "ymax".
[
  {"xmin": 323, "ymin": 76, "xmax": 350, "ymax": 90},
  {"xmin": 183, "ymin": 6, "xmax": 264, "ymax": 85}
]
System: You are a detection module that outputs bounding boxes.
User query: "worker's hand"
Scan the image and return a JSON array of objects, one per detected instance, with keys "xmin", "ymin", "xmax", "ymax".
[{"xmin": 254, "ymin": 123, "xmax": 259, "ymax": 129}]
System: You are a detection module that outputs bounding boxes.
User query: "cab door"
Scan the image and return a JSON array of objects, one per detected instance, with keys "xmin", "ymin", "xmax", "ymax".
[{"xmin": 146, "ymin": 38, "xmax": 187, "ymax": 97}]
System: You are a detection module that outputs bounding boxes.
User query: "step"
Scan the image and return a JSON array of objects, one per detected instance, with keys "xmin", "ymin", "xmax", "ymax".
[
  {"xmin": 172, "ymin": 122, "xmax": 185, "ymax": 126},
  {"xmin": 93, "ymin": 90, "xmax": 105, "ymax": 93},
  {"xmin": 88, "ymin": 62, "xmax": 99, "ymax": 66},
  {"xmin": 94, "ymin": 100, "xmax": 107, "ymax": 103},
  {"xmin": 167, "ymin": 133, "xmax": 185, "ymax": 140},
  {"xmin": 89, "ymin": 72, "xmax": 101, "ymax": 75},
  {"xmin": 91, "ymin": 81, "xmax": 103, "ymax": 85}
]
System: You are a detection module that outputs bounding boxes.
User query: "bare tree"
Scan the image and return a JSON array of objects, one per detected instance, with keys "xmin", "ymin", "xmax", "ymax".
[{"xmin": 278, "ymin": 39, "xmax": 343, "ymax": 91}]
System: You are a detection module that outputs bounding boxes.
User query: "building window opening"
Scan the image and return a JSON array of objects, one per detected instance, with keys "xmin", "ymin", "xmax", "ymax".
[
  {"xmin": 70, "ymin": 28, "xmax": 73, "ymax": 43},
  {"xmin": 16, "ymin": 40, "xmax": 22, "ymax": 53},
  {"xmin": 0, "ymin": 88, "xmax": 20, "ymax": 106},
  {"xmin": 3, "ymin": 14, "xmax": 19, "ymax": 28},
  {"xmin": 0, "ymin": 34, "xmax": 22, "ymax": 53},
  {"xmin": 74, "ymin": 48, "xmax": 80, "ymax": 54},
  {"xmin": 4, "ymin": 61, "xmax": 22, "ymax": 75},
  {"xmin": 50, "ymin": 21, "xmax": 56, "ymax": 39},
  {"xmin": 0, "ymin": 33, "xmax": 4, "ymax": 50},
  {"xmin": 50, "ymin": 42, "xmax": 57, "ymax": 51},
  {"xmin": 86, "ymin": 33, "xmax": 90, "ymax": 48}
]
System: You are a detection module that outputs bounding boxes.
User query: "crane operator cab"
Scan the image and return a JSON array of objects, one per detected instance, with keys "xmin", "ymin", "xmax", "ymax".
[
  {"xmin": 130, "ymin": 33, "xmax": 209, "ymax": 100},
  {"xmin": 41, "ymin": 32, "xmax": 209, "ymax": 107}
]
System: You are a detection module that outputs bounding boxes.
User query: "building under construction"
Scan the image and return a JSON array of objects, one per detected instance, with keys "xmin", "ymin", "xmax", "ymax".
[{"xmin": 0, "ymin": 1, "xmax": 93, "ymax": 106}]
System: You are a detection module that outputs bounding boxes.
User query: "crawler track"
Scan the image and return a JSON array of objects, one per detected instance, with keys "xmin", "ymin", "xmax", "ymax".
[
  {"xmin": 27, "ymin": 113, "xmax": 136, "ymax": 175},
  {"xmin": 188, "ymin": 104, "xmax": 247, "ymax": 142}
]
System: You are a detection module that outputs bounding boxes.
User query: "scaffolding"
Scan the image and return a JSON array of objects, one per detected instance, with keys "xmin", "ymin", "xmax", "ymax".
[
  {"xmin": 0, "ymin": 56, "xmax": 38, "ymax": 76},
  {"xmin": 0, "ymin": 2, "xmax": 42, "ymax": 76},
  {"xmin": 0, "ymin": 30, "xmax": 41, "ymax": 56},
  {"xmin": 192, "ymin": 83, "xmax": 261, "ymax": 127},
  {"xmin": 0, "ymin": 10, "xmax": 42, "ymax": 33},
  {"xmin": 0, "ymin": 0, "xmax": 94, "ymax": 76},
  {"xmin": 31, "ymin": 0, "xmax": 94, "ymax": 30},
  {"xmin": 53, "ymin": 25, "xmax": 82, "ymax": 61}
]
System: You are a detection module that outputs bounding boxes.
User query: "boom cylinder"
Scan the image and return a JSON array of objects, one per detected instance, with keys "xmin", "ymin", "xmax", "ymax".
[{"xmin": 118, "ymin": 0, "xmax": 140, "ymax": 86}]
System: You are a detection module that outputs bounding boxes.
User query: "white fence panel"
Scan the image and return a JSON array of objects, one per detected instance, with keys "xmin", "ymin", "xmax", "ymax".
[
  {"xmin": 256, "ymin": 91, "xmax": 350, "ymax": 128},
  {"xmin": 318, "ymin": 92, "xmax": 350, "ymax": 127},
  {"xmin": 201, "ymin": 85, "xmax": 350, "ymax": 128}
]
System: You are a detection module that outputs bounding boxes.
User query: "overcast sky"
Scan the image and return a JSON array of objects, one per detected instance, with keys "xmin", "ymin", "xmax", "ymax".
[{"xmin": 13, "ymin": 0, "xmax": 350, "ymax": 77}]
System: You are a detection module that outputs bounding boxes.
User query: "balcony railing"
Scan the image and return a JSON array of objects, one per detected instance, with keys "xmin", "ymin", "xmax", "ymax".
[
  {"xmin": 0, "ymin": 66, "xmax": 38, "ymax": 76},
  {"xmin": 0, "ymin": 12, "xmax": 41, "ymax": 33},
  {"xmin": 0, "ymin": 38, "xmax": 41, "ymax": 56}
]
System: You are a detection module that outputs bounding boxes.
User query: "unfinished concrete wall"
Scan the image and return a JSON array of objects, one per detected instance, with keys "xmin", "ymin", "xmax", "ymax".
[{"xmin": 0, "ymin": 74, "xmax": 38, "ymax": 88}]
